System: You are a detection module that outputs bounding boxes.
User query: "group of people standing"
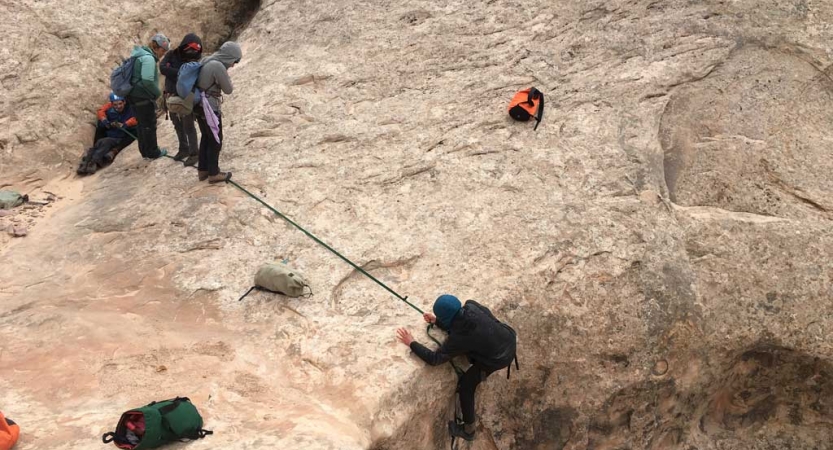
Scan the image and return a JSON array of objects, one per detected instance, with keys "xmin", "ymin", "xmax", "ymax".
[{"xmin": 78, "ymin": 33, "xmax": 241, "ymax": 184}]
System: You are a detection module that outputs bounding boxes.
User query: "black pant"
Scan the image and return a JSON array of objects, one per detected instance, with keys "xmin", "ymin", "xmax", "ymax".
[
  {"xmin": 458, "ymin": 365, "xmax": 492, "ymax": 425},
  {"xmin": 171, "ymin": 111, "xmax": 199, "ymax": 155},
  {"xmin": 129, "ymin": 98, "xmax": 162, "ymax": 158},
  {"xmin": 91, "ymin": 136, "xmax": 133, "ymax": 164},
  {"xmin": 78, "ymin": 136, "xmax": 133, "ymax": 174},
  {"xmin": 195, "ymin": 110, "xmax": 223, "ymax": 176}
]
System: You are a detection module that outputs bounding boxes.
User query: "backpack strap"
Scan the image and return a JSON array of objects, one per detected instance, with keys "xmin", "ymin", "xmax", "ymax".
[
  {"xmin": 238, "ymin": 285, "xmax": 260, "ymax": 301},
  {"xmin": 239, "ymin": 284, "xmax": 314, "ymax": 301},
  {"xmin": 196, "ymin": 428, "xmax": 213, "ymax": 439},
  {"xmin": 528, "ymin": 87, "xmax": 544, "ymax": 131},
  {"xmin": 506, "ymin": 354, "xmax": 519, "ymax": 379},
  {"xmin": 102, "ymin": 432, "xmax": 116, "ymax": 443}
]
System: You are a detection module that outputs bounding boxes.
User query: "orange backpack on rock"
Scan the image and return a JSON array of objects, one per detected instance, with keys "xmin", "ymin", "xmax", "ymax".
[
  {"xmin": 0, "ymin": 411, "xmax": 19, "ymax": 450},
  {"xmin": 507, "ymin": 87, "xmax": 544, "ymax": 130}
]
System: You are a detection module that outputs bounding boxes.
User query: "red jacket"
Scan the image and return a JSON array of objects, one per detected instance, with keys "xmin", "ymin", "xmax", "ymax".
[{"xmin": 0, "ymin": 411, "xmax": 19, "ymax": 450}]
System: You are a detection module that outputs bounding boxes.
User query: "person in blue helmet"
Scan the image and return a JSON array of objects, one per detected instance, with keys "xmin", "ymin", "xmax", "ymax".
[
  {"xmin": 396, "ymin": 295, "xmax": 517, "ymax": 442},
  {"xmin": 77, "ymin": 93, "xmax": 138, "ymax": 175}
]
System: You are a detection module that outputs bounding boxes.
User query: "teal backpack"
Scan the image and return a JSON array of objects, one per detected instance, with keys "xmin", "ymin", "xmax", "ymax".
[{"xmin": 102, "ymin": 397, "xmax": 212, "ymax": 449}]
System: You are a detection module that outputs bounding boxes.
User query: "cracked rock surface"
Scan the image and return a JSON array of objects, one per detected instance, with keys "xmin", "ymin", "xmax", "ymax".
[{"xmin": 1, "ymin": 0, "xmax": 832, "ymax": 449}]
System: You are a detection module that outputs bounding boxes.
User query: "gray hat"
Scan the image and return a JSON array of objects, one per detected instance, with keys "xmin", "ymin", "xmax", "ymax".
[{"xmin": 151, "ymin": 33, "xmax": 170, "ymax": 51}]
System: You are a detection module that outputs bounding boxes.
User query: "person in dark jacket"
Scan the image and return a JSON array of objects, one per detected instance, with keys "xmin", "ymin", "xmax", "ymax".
[
  {"xmin": 160, "ymin": 33, "xmax": 203, "ymax": 166},
  {"xmin": 127, "ymin": 33, "xmax": 170, "ymax": 160},
  {"xmin": 396, "ymin": 295, "xmax": 517, "ymax": 442},
  {"xmin": 77, "ymin": 93, "xmax": 138, "ymax": 175}
]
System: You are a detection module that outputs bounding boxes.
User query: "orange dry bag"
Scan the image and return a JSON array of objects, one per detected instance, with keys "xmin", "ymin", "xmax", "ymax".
[
  {"xmin": 0, "ymin": 412, "xmax": 20, "ymax": 450},
  {"xmin": 507, "ymin": 87, "xmax": 544, "ymax": 130}
]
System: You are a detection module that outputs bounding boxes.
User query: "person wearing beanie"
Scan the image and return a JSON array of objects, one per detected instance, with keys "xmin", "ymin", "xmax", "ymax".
[
  {"xmin": 0, "ymin": 411, "xmax": 19, "ymax": 449},
  {"xmin": 396, "ymin": 295, "xmax": 517, "ymax": 442},
  {"xmin": 194, "ymin": 41, "xmax": 242, "ymax": 184},
  {"xmin": 127, "ymin": 32, "xmax": 170, "ymax": 160},
  {"xmin": 160, "ymin": 33, "xmax": 203, "ymax": 166}
]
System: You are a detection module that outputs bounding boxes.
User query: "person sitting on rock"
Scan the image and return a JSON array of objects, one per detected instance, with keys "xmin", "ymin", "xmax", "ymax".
[
  {"xmin": 396, "ymin": 295, "xmax": 517, "ymax": 442},
  {"xmin": 77, "ymin": 93, "xmax": 138, "ymax": 175},
  {"xmin": 0, "ymin": 410, "xmax": 20, "ymax": 450}
]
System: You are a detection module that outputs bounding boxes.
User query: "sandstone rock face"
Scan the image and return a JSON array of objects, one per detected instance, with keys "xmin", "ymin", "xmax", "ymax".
[{"xmin": 1, "ymin": 1, "xmax": 832, "ymax": 449}]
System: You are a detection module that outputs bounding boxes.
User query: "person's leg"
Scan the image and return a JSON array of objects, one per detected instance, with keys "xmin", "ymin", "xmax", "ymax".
[
  {"xmin": 208, "ymin": 114, "xmax": 223, "ymax": 176},
  {"xmin": 132, "ymin": 99, "xmax": 162, "ymax": 158},
  {"xmin": 458, "ymin": 365, "xmax": 484, "ymax": 428},
  {"xmin": 184, "ymin": 113, "xmax": 199, "ymax": 155},
  {"xmin": 170, "ymin": 112, "xmax": 189, "ymax": 160},
  {"xmin": 103, "ymin": 137, "xmax": 134, "ymax": 164},
  {"xmin": 195, "ymin": 112, "xmax": 211, "ymax": 180},
  {"xmin": 206, "ymin": 114, "xmax": 230, "ymax": 183},
  {"xmin": 77, "ymin": 146, "xmax": 96, "ymax": 175},
  {"xmin": 182, "ymin": 113, "xmax": 200, "ymax": 166},
  {"xmin": 90, "ymin": 138, "xmax": 120, "ymax": 166},
  {"xmin": 196, "ymin": 113, "xmax": 210, "ymax": 172}
]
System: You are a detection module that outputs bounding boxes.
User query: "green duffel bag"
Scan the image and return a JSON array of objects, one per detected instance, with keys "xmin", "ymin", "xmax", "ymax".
[
  {"xmin": 102, "ymin": 397, "xmax": 212, "ymax": 449},
  {"xmin": 238, "ymin": 261, "xmax": 312, "ymax": 301},
  {"xmin": 0, "ymin": 190, "xmax": 26, "ymax": 209}
]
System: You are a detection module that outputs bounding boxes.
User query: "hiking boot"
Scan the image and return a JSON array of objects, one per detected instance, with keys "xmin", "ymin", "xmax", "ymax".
[
  {"xmin": 448, "ymin": 421, "xmax": 475, "ymax": 442},
  {"xmin": 172, "ymin": 150, "xmax": 189, "ymax": 161},
  {"xmin": 77, "ymin": 158, "xmax": 96, "ymax": 176},
  {"xmin": 183, "ymin": 154, "xmax": 199, "ymax": 167},
  {"xmin": 198, "ymin": 171, "xmax": 209, "ymax": 181},
  {"xmin": 208, "ymin": 172, "xmax": 232, "ymax": 184}
]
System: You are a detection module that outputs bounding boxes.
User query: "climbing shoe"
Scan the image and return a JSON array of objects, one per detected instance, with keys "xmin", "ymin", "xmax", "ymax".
[
  {"xmin": 208, "ymin": 172, "xmax": 232, "ymax": 184},
  {"xmin": 448, "ymin": 421, "xmax": 475, "ymax": 442},
  {"xmin": 152, "ymin": 148, "xmax": 168, "ymax": 159},
  {"xmin": 183, "ymin": 155, "xmax": 199, "ymax": 167},
  {"xmin": 198, "ymin": 171, "xmax": 209, "ymax": 181},
  {"xmin": 172, "ymin": 150, "xmax": 189, "ymax": 161}
]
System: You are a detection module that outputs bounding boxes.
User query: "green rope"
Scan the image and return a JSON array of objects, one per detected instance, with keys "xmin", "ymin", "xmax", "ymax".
[
  {"xmin": 155, "ymin": 151, "xmax": 464, "ymax": 373},
  {"xmin": 225, "ymin": 178, "xmax": 426, "ymax": 315},
  {"xmin": 118, "ymin": 127, "xmax": 138, "ymax": 140}
]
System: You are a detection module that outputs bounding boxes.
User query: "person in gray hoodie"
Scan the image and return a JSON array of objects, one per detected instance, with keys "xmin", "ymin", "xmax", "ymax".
[{"xmin": 195, "ymin": 41, "xmax": 242, "ymax": 183}]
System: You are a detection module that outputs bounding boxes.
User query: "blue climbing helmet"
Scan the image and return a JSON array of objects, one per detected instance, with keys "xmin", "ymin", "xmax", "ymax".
[
  {"xmin": 433, "ymin": 294, "xmax": 462, "ymax": 329},
  {"xmin": 109, "ymin": 92, "xmax": 124, "ymax": 102}
]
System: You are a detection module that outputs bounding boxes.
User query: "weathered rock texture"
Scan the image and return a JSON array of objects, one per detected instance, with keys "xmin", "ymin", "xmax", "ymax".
[{"xmin": 1, "ymin": 0, "xmax": 832, "ymax": 449}]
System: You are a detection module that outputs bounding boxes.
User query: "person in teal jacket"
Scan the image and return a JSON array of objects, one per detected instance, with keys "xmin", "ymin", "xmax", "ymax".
[{"xmin": 127, "ymin": 33, "xmax": 170, "ymax": 159}]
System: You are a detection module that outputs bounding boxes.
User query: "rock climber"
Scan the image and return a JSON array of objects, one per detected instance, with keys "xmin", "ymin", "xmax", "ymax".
[
  {"xmin": 127, "ymin": 33, "xmax": 170, "ymax": 160},
  {"xmin": 195, "ymin": 41, "xmax": 242, "ymax": 184},
  {"xmin": 396, "ymin": 295, "xmax": 517, "ymax": 442},
  {"xmin": 77, "ymin": 93, "xmax": 138, "ymax": 175},
  {"xmin": 0, "ymin": 410, "xmax": 19, "ymax": 450},
  {"xmin": 160, "ymin": 33, "xmax": 203, "ymax": 166}
]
